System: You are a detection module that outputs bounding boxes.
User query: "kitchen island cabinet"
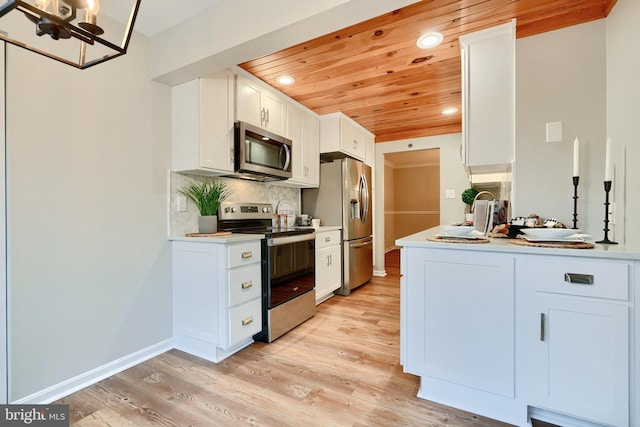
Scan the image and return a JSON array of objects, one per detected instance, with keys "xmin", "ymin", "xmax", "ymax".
[
  {"xmin": 172, "ymin": 236, "xmax": 263, "ymax": 363},
  {"xmin": 396, "ymin": 228, "xmax": 638, "ymax": 427}
]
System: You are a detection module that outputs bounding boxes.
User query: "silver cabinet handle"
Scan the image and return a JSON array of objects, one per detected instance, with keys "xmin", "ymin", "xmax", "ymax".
[
  {"xmin": 325, "ymin": 237, "xmax": 331, "ymax": 242},
  {"xmin": 242, "ymin": 316, "xmax": 253, "ymax": 326},
  {"xmin": 241, "ymin": 251, "xmax": 253, "ymax": 259},
  {"xmin": 540, "ymin": 313, "xmax": 545, "ymax": 341},
  {"xmin": 564, "ymin": 273, "xmax": 594, "ymax": 285},
  {"xmin": 241, "ymin": 281, "xmax": 253, "ymax": 289}
]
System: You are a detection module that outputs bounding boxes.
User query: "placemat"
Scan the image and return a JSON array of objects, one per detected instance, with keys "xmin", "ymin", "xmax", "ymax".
[
  {"xmin": 509, "ymin": 238, "xmax": 594, "ymax": 249},
  {"xmin": 185, "ymin": 232, "xmax": 233, "ymax": 237},
  {"xmin": 427, "ymin": 236, "xmax": 490, "ymax": 244}
]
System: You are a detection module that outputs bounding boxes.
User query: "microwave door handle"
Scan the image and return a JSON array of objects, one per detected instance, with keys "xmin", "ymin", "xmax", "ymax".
[{"xmin": 280, "ymin": 144, "xmax": 291, "ymax": 171}]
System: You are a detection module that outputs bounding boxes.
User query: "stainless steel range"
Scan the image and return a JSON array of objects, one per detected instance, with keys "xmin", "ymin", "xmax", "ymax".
[{"xmin": 218, "ymin": 202, "xmax": 316, "ymax": 343}]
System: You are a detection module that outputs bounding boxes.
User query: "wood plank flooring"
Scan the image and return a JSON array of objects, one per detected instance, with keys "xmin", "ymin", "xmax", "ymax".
[{"xmin": 56, "ymin": 250, "xmax": 513, "ymax": 427}]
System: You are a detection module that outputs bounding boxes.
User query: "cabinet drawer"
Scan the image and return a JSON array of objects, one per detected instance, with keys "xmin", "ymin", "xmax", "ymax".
[
  {"xmin": 228, "ymin": 241, "xmax": 261, "ymax": 268},
  {"xmin": 228, "ymin": 298, "xmax": 262, "ymax": 346},
  {"xmin": 228, "ymin": 263, "xmax": 261, "ymax": 306},
  {"xmin": 315, "ymin": 230, "xmax": 341, "ymax": 250},
  {"xmin": 528, "ymin": 256, "xmax": 629, "ymax": 301}
]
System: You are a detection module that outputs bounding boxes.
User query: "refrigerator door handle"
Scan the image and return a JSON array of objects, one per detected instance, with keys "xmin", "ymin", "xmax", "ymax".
[{"xmin": 359, "ymin": 173, "xmax": 369, "ymax": 224}]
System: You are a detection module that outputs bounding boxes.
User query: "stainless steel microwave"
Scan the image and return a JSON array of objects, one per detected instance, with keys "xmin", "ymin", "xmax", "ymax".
[{"xmin": 234, "ymin": 121, "xmax": 292, "ymax": 181}]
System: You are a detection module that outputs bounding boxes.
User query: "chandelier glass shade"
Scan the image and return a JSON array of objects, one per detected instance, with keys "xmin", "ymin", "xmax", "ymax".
[{"xmin": 0, "ymin": 0, "xmax": 141, "ymax": 69}]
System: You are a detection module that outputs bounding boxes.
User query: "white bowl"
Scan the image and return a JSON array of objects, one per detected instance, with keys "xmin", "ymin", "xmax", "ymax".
[
  {"xmin": 520, "ymin": 228, "xmax": 579, "ymax": 239},
  {"xmin": 442, "ymin": 226, "xmax": 476, "ymax": 236}
]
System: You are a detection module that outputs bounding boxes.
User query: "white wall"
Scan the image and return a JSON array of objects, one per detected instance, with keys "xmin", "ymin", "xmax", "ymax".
[
  {"xmin": 0, "ymin": 43, "xmax": 7, "ymax": 403},
  {"xmin": 373, "ymin": 133, "xmax": 469, "ymax": 274},
  {"xmin": 514, "ymin": 20, "xmax": 607, "ymax": 238},
  {"xmin": 5, "ymin": 30, "xmax": 173, "ymax": 401},
  {"xmin": 606, "ymin": 0, "xmax": 640, "ymax": 246}
]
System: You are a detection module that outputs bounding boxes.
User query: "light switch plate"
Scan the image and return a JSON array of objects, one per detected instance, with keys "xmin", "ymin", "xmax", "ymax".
[
  {"xmin": 546, "ymin": 121, "xmax": 562, "ymax": 143},
  {"xmin": 445, "ymin": 189, "xmax": 455, "ymax": 199},
  {"xmin": 177, "ymin": 195, "xmax": 187, "ymax": 212}
]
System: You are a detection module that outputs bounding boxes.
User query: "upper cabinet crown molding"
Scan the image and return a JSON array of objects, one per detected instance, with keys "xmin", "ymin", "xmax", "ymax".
[{"xmin": 459, "ymin": 19, "xmax": 515, "ymax": 175}]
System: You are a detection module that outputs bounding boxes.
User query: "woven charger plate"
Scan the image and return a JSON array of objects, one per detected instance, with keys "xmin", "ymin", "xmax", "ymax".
[
  {"xmin": 509, "ymin": 237, "xmax": 595, "ymax": 249},
  {"xmin": 427, "ymin": 236, "xmax": 490, "ymax": 244},
  {"xmin": 185, "ymin": 231, "xmax": 233, "ymax": 237}
]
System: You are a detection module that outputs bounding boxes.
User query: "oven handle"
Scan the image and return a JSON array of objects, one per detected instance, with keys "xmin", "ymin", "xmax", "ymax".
[{"xmin": 267, "ymin": 232, "xmax": 316, "ymax": 246}]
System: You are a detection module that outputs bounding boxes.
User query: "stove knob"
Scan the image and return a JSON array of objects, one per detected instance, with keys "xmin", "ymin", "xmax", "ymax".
[
  {"xmin": 225, "ymin": 207, "xmax": 232, "ymax": 213},
  {"xmin": 231, "ymin": 207, "xmax": 238, "ymax": 213},
  {"xmin": 262, "ymin": 207, "xmax": 270, "ymax": 213}
]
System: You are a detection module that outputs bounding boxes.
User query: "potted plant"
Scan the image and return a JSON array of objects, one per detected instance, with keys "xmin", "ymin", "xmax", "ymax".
[
  {"xmin": 179, "ymin": 179, "xmax": 232, "ymax": 234},
  {"xmin": 461, "ymin": 187, "xmax": 478, "ymax": 222}
]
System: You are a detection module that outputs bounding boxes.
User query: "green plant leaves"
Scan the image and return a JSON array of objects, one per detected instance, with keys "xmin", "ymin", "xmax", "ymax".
[{"xmin": 179, "ymin": 179, "xmax": 232, "ymax": 216}]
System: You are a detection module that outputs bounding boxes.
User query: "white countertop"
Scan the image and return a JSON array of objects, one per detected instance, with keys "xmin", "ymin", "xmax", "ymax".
[{"xmin": 396, "ymin": 227, "xmax": 640, "ymax": 260}]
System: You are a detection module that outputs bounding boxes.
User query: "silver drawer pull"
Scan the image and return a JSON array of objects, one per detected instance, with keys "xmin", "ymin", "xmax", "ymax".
[
  {"xmin": 540, "ymin": 313, "xmax": 545, "ymax": 341},
  {"xmin": 564, "ymin": 273, "xmax": 594, "ymax": 285},
  {"xmin": 325, "ymin": 237, "xmax": 331, "ymax": 242},
  {"xmin": 242, "ymin": 316, "xmax": 253, "ymax": 326},
  {"xmin": 241, "ymin": 251, "xmax": 253, "ymax": 259},
  {"xmin": 241, "ymin": 281, "xmax": 253, "ymax": 289}
]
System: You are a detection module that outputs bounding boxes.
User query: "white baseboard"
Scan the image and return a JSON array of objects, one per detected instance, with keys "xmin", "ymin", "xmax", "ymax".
[
  {"xmin": 12, "ymin": 339, "xmax": 174, "ymax": 404},
  {"xmin": 373, "ymin": 269, "xmax": 387, "ymax": 277}
]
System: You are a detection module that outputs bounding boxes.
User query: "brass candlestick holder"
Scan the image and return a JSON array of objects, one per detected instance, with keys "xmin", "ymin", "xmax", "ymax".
[{"xmin": 596, "ymin": 180, "xmax": 618, "ymax": 245}]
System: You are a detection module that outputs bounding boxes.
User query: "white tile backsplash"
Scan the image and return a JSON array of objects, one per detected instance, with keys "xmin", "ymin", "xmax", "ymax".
[{"xmin": 168, "ymin": 171, "xmax": 300, "ymax": 236}]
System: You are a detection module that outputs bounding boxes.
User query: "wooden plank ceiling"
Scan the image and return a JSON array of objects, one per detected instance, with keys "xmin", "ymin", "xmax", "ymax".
[{"xmin": 239, "ymin": 0, "xmax": 617, "ymax": 143}]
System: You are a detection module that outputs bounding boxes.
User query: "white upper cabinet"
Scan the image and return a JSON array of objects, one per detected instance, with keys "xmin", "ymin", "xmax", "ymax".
[
  {"xmin": 320, "ymin": 112, "xmax": 373, "ymax": 161},
  {"xmin": 172, "ymin": 71, "xmax": 236, "ymax": 175},
  {"xmin": 459, "ymin": 19, "xmax": 515, "ymax": 174},
  {"xmin": 236, "ymin": 75, "xmax": 286, "ymax": 135},
  {"xmin": 285, "ymin": 102, "xmax": 319, "ymax": 188}
]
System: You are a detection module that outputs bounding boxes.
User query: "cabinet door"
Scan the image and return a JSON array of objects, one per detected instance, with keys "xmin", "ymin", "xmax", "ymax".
[
  {"xmin": 302, "ymin": 112, "xmax": 320, "ymax": 187},
  {"xmin": 364, "ymin": 130, "xmax": 375, "ymax": 167},
  {"xmin": 236, "ymin": 76, "xmax": 263, "ymax": 127},
  {"xmin": 460, "ymin": 20, "xmax": 514, "ymax": 173},
  {"xmin": 326, "ymin": 244, "xmax": 342, "ymax": 293},
  {"xmin": 341, "ymin": 117, "xmax": 364, "ymax": 160},
  {"xmin": 262, "ymin": 90, "xmax": 286, "ymax": 134},
  {"xmin": 315, "ymin": 246, "xmax": 331, "ymax": 303},
  {"xmin": 287, "ymin": 102, "xmax": 305, "ymax": 183},
  {"xmin": 403, "ymin": 249, "xmax": 515, "ymax": 398},
  {"xmin": 529, "ymin": 294, "xmax": 629, "ymax": 426}
]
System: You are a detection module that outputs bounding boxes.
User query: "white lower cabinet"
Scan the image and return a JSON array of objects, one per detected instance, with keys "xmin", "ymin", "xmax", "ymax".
[
  {"xmin": 315, "ymin": 229, "xmax": 342, "ymax": 303},
  {"xmin": 173, "ymin": 239, "xmax": 262, "ymax": 363},
  {"xmin": 525, "ymin": 256, "xmax": 631, "ymax": 427},
  {"xmin": 401, "ymin": 248, "xmax": 523, "ymax": 425},
  {"xmin": 400, "ymin": 244, "xmax": 635, "ymax": 427}
]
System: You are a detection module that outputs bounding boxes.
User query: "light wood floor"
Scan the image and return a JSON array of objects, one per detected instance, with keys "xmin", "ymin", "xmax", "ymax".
[{"xmin": 56, "ymin": 250, "xmax": 513, "ymax": 427}]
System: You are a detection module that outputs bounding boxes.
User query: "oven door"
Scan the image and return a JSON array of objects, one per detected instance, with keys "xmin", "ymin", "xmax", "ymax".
[{"xmin": 266, "ymin": 233, "xmax": 315, "ymax": 308}]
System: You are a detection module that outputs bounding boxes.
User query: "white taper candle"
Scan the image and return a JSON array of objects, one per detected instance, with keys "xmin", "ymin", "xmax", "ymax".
[
  {"xmin": 604, "ymin": 137, "xmax": 612, "ymax": 181},
  {"xmin": 573, "ymin": 137, "xmax": 579, "ymax": 177}
]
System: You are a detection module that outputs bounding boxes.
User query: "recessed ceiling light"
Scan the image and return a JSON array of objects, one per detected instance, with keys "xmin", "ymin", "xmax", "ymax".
[
  {"xmin": 442, "ymin": 107, "xmax": 458, "ymax": 115},
  {"xmin": 416, "ymin": 32, "xmax": 444, "ymax": 49},
  {"xmin": 276, "ymin": 75, "xmax": 296, "ymax": 85}
]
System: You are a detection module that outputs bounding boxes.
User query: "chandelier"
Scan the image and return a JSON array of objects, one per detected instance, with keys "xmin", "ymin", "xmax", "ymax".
[{"xmin": 0, "ymin": 0, "xmax": 141, "ymax": 69}]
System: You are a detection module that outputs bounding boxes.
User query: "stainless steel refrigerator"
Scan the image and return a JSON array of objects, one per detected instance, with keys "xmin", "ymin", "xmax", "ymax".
[{"xmin": 302, "ymin": 158, "xmax": 372, "ymax": 295}]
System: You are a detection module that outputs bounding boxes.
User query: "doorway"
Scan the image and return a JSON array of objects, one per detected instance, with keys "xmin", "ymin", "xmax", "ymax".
[{"xmin": 383, "ymin": 149, "xmax": 440, "ymax": 252}]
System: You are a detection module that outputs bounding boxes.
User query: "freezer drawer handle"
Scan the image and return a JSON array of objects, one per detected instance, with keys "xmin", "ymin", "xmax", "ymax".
[
  {"xmin": 241, "ymin": 251, "xmax": 253, "ymax": 259},
  {"xmin": 564, "ymin": 273, "xmax": 594, "ymax": 285},
  {"xmin": 241, "ymin": 281, "xmax": 253, "ymax": 289},
  {"xmin": 242, "ymin": 316, "xmax": 254, "ymax": 326},
  {"xmin": 351, "ymin": 241, "xmax": 372, "ymax": 249}
]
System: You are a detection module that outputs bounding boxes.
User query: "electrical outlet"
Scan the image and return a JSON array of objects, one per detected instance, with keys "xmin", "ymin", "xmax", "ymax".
[
  {"xmin": 445, "ymin": 189, "xmax": 455, "ymax": 199},
  {"xmin": 177, "ymin": 195, "xmax": 187, "ymax": 212}
]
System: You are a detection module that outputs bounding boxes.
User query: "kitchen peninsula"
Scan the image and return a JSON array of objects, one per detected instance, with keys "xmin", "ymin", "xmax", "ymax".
[{"xmin": 396, "ymin": 227, "xmax": 639, "ymax": 427}]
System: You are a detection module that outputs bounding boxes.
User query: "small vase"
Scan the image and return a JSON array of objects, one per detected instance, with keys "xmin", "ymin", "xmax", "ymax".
[{"xmin": 198, "ymin": 215, "xmax": 218, "ymax": 234}]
